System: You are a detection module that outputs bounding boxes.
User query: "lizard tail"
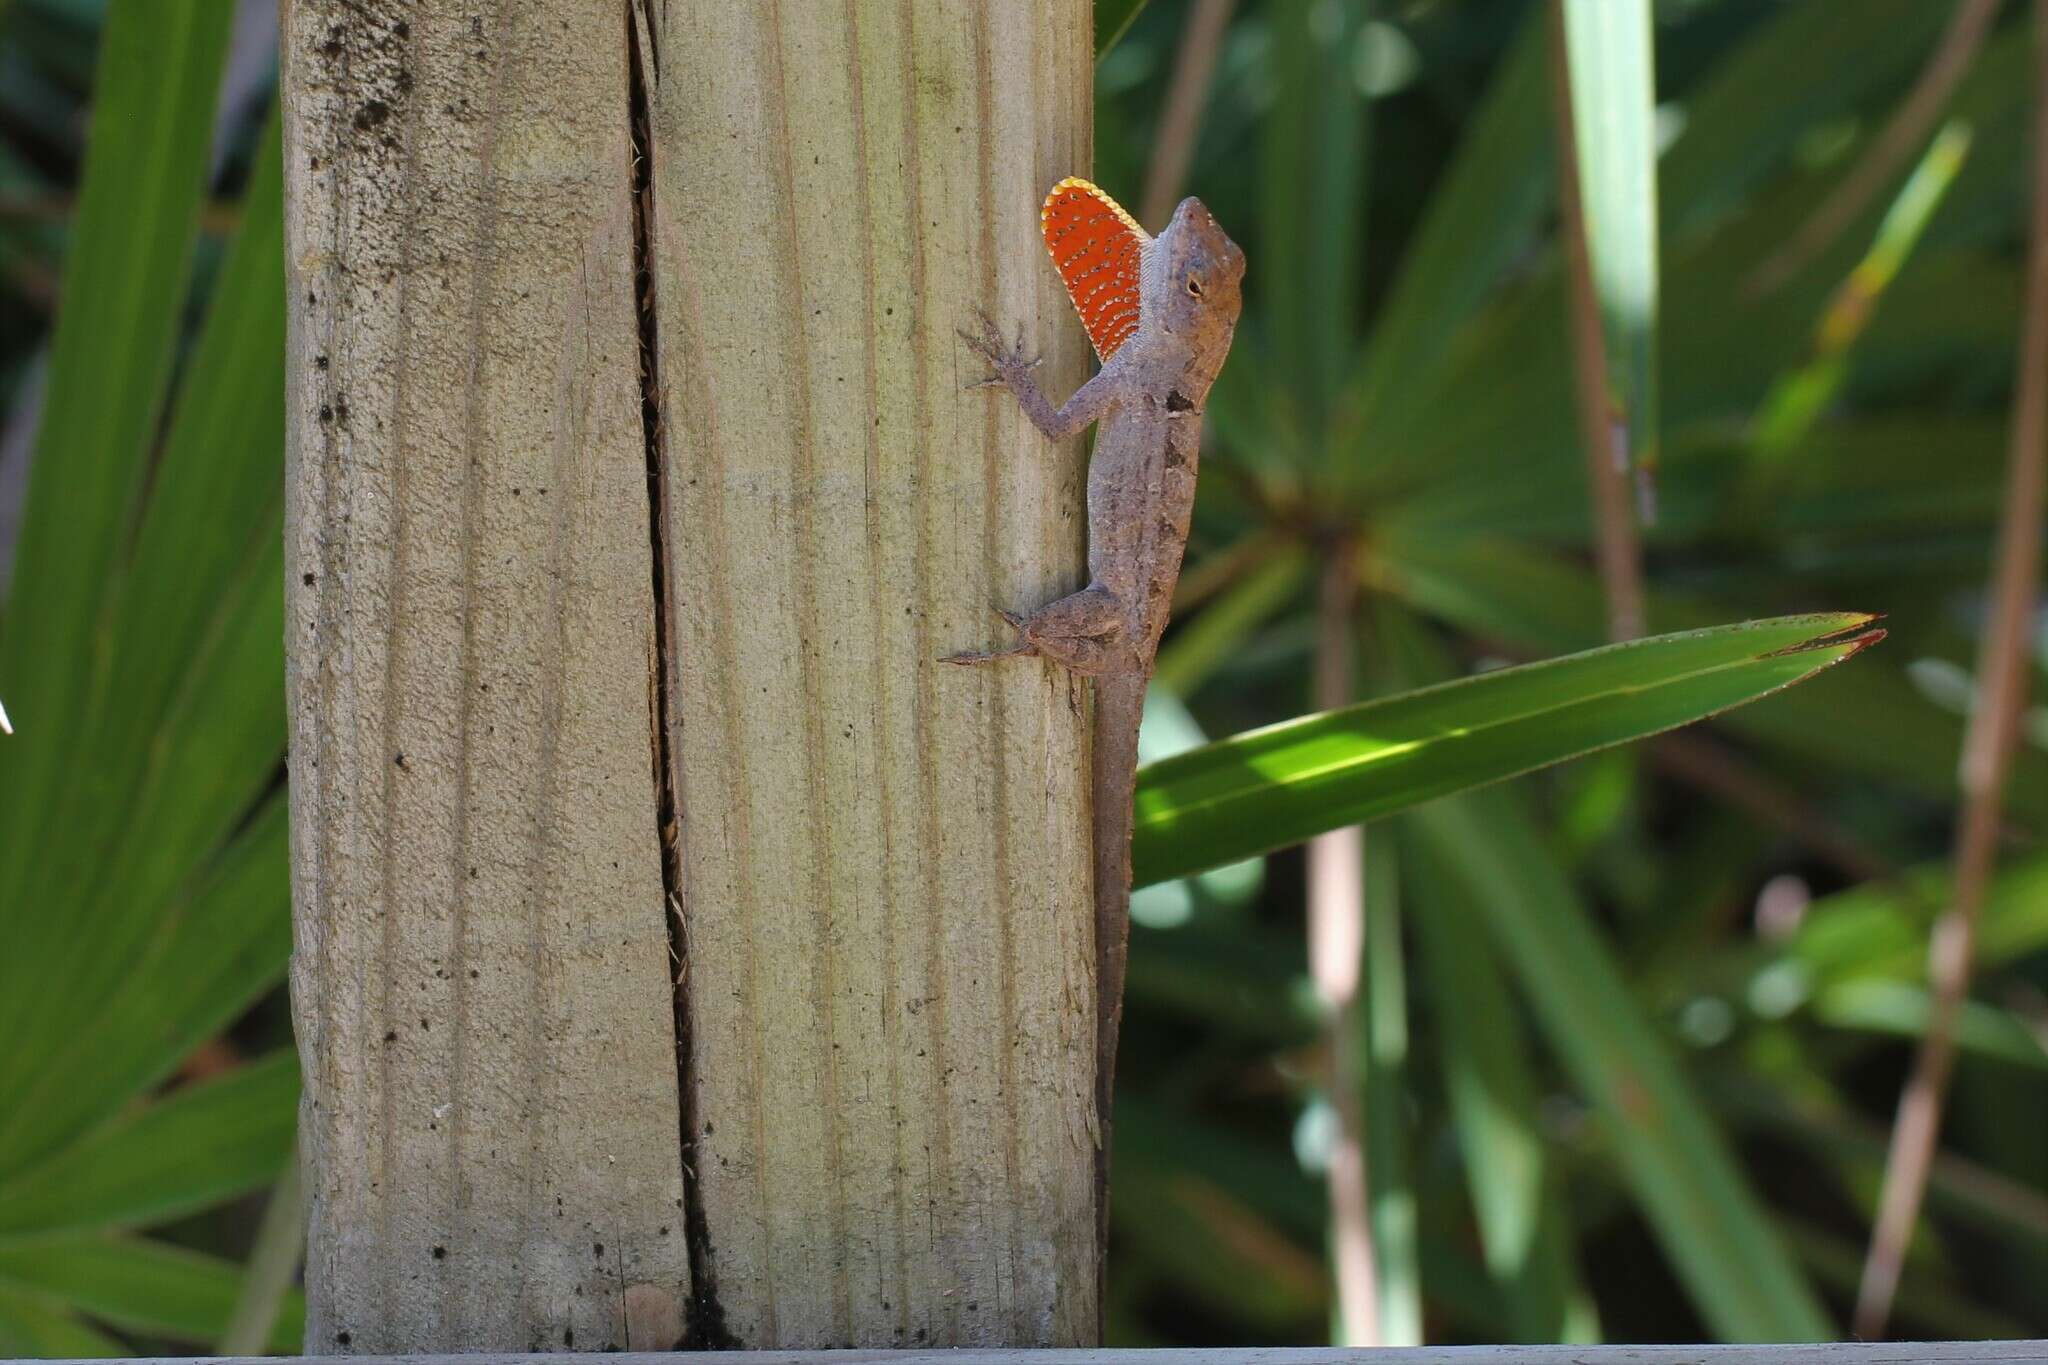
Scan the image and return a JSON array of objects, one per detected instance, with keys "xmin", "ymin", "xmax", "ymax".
[{"xmin": 1090, "ymin": 671, "xmax": 1146, "ymax": 1295}]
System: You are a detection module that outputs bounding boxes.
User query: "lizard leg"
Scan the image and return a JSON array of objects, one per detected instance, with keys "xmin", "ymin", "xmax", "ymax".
[
  {"xmin": 941, "ymin": 606, "xmax": 1041, "ymax": 666},
  {"xmin": 1017, "ymin": 584, "xmax": 1122, "ymax": 641},
  {"xmin": 942, "ymin": 640, "xmax": 1038, "ymax": 665},
  {"xmin": 959, "ymin": 311, "xmax": 1117, "ymax": 442},
  {"xmin": 944, "ymin": 585, "xmax": 1126, "ymax": 674}
]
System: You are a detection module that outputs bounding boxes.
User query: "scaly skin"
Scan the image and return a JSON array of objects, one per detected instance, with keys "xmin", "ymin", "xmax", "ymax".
[{"xmin": 949, "ymin": 193, "xmax": 1244, "ymax": 1270}]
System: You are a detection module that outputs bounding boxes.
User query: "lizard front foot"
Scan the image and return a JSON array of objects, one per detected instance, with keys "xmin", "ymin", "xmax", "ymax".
[{"xmin": 958, "ymin": 311, "xmax": 1042, "ymax": 392}]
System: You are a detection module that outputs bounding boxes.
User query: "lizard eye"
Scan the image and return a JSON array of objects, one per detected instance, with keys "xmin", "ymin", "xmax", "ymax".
[{"xmin": 1185, "ymin": 277, "xmax": 1203, "ymax": 297}]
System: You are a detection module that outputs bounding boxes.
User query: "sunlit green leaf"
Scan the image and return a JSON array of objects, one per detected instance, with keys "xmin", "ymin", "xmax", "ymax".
[
  {"xmin": 1133, "ymin": 614, "xmax": 1880, "ymax": 887},
  {"xmin": 1751, "ymin": 122, "xmax": 1970, "ymax": 462},
  {"xmin": 1558, "ymin": 0, "xmax": 1659, "ymax": 497},
  {"xmin": 1133, "ymin": 688, "xmax": 1265, "ymax": 929},
  {"xmin": 1383, "ymin": 537, "xmax": 2048, "ymax": 827}
]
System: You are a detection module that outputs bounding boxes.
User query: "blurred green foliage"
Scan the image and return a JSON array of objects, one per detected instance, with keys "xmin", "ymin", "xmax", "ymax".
[
  {"xmin": 0, "ymin": 0, "xmax": 297, "ymax": 1354},
  {"xmin": 1097, "ymin": 0, "xmax": 2047, "ymax": 1345},
  {"xmin": 0, "ymin": 0, "xmax": 2042, "ymax": 1352}
]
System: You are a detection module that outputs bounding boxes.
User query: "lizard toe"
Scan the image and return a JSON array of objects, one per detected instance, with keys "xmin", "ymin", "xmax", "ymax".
[{"xmin": 940, "ymin": 641, "xmax": 1036, "ymax": 666}]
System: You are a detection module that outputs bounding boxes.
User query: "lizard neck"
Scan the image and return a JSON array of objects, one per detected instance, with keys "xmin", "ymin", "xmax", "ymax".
[{"xmin": 1176, "ymin": 335, "xmax": 1232, "ymax": 405}]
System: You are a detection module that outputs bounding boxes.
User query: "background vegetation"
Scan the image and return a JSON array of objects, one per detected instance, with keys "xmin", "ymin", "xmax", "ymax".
[{"xmin": 0, "ymin": 0, "xmax": 2043, "ymax": 1351}]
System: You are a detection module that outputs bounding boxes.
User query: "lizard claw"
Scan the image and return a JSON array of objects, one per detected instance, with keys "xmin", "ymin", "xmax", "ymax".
[
  {"xmin": 959, "ymin": 317, "xmax": 1009, "ymax": 391},
  {"xmin": 959, "ymin": 311, "xmax": 1039, "ymax": 388},
  {"xmin": 959, "ymin": 310, "xmax": 1003, "ymax": 358}
]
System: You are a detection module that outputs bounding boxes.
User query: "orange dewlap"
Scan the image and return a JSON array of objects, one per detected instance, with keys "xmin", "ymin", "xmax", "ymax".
[{"xmin": 1041, "ymin": 177, "xmax": 1149, "ymax": 361}]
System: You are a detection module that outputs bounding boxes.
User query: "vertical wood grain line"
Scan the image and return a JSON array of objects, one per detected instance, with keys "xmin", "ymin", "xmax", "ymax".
[
  {"xmin": 761, "ymin": 3, "xmax": 853, "ymax": 1340},
  {"xmin": 444, "ymin": 7, "xmax": 508, "ymax": 1330},
  {"xmin": 895, "ymin": 0, "xmax": 954, "ymax": 1337},
  {"xmin": 368, "ymin": 10, "xmax": 436, "ymax": 1327},
  {"xmin": 839, "ymin": 0, "xmax": 913, "ymax": 1341},
  {"xmin": 839, "ymin": 2, "xmax": 921, "ymax": 1342},
  {"xmin": 515, "ymin": 242, "xmax": 587, "ymax": 1337},
  {"xmin": 971, "ymin": 6, "xmax": 1028, "ymax": 1337}
]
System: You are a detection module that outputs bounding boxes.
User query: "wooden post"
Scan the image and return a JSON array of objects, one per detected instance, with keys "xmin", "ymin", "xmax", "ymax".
[
  {"xmin": 284, "ymin": 0, "xmax": 1098, "ymax": 1351},
  {"xmin": 642, "ymin": 1, "xmax": 1099, "ymax": 1348},
  {"xmin": 281, "ymin": 1, "xmax": 689, "ymax": 1352}
]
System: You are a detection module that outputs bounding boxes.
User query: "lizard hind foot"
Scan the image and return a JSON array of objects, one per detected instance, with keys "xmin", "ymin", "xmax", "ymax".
[
  {"xmin": 941, "ymin": 605, "xmax": 1037, "ymax": 666},
  {"xmin": 940, "ymin": 642, "xmax": 1038, "ymax": 666}
]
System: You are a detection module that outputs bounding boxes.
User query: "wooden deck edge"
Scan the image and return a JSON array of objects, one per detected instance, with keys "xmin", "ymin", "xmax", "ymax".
[{"xmin": 73, "ymin": 1341, "xmax": 2048, "ymax": 1365}]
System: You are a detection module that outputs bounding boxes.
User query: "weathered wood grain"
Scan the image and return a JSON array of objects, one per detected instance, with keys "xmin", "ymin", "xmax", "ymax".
[
  {"xmin": 642, "ymin": 0, "xmax": 1098, "ymax": 1348},
  {"xmin": 281, "ymin": 1, "xmax": 689, "ymax": 1351}
]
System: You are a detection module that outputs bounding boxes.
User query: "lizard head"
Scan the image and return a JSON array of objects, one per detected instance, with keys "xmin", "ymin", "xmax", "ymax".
[{"xmin": 1148, "ymin": 196, "xmax": 1246, "ymax": 348}]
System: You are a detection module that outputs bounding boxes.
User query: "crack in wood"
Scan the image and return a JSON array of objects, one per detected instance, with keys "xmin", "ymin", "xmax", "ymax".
[{"xmin": 627, "ymin": 4, "xmax": 732, "ymax": 1348}]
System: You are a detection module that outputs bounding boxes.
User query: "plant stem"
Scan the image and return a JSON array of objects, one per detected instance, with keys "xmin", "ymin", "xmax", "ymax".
[
  {"xmin": 1652, "ymin": 732, "xmax": 1893, "ymax": 885},
  {"xmin": 1140, "ymin": 0, "xmax": 1238, "ymax": 232},
  {"xmin": 1547, "ymin": 0, "xmax": 1646, "ymax": 642},
  {"xmin": 1852, "ymin": 0, "xmax": 2048, "ymax": 1337},
  {"xmin": 1305, "ymin": 536, "xmax": 1379, "ymax": 1345},
  {"xmin": 217, "ymin": 1149, "xmax": 303, "ymax": 1356},
  {"xmin": 1748, "ymin": 0, "xmax": 2004, "ymax": 297}
]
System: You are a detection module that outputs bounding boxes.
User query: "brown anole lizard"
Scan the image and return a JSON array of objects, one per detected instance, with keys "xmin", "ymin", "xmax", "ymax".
[{"xmin": 949, "ymin": 178, "xmax": 1244, "ymax": 1227}]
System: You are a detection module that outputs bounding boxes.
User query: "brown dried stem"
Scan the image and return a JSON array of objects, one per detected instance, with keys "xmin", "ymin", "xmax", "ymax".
[
  {"xmin": 1651, "ymin": 732, "xmax": 1894, "ymax": 886},
  {"xmin": 1304, "ymin": 536, "xmax": 1380, "ymax": 1345},
  {"xmin": 1546, "ymin": 0, "xmax": 1646, "ymax": 642},
  {"xmin": 1140, "ymin": 0, "xmax": 1239, "ymax": 232},
  {"xmin": 1851, "ymin": 0, "xmax": 2048, "ymax": 1338},
  {"xmin": 1749, "ymin": 0, "xmax": 2004, "ymax": 297}
]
